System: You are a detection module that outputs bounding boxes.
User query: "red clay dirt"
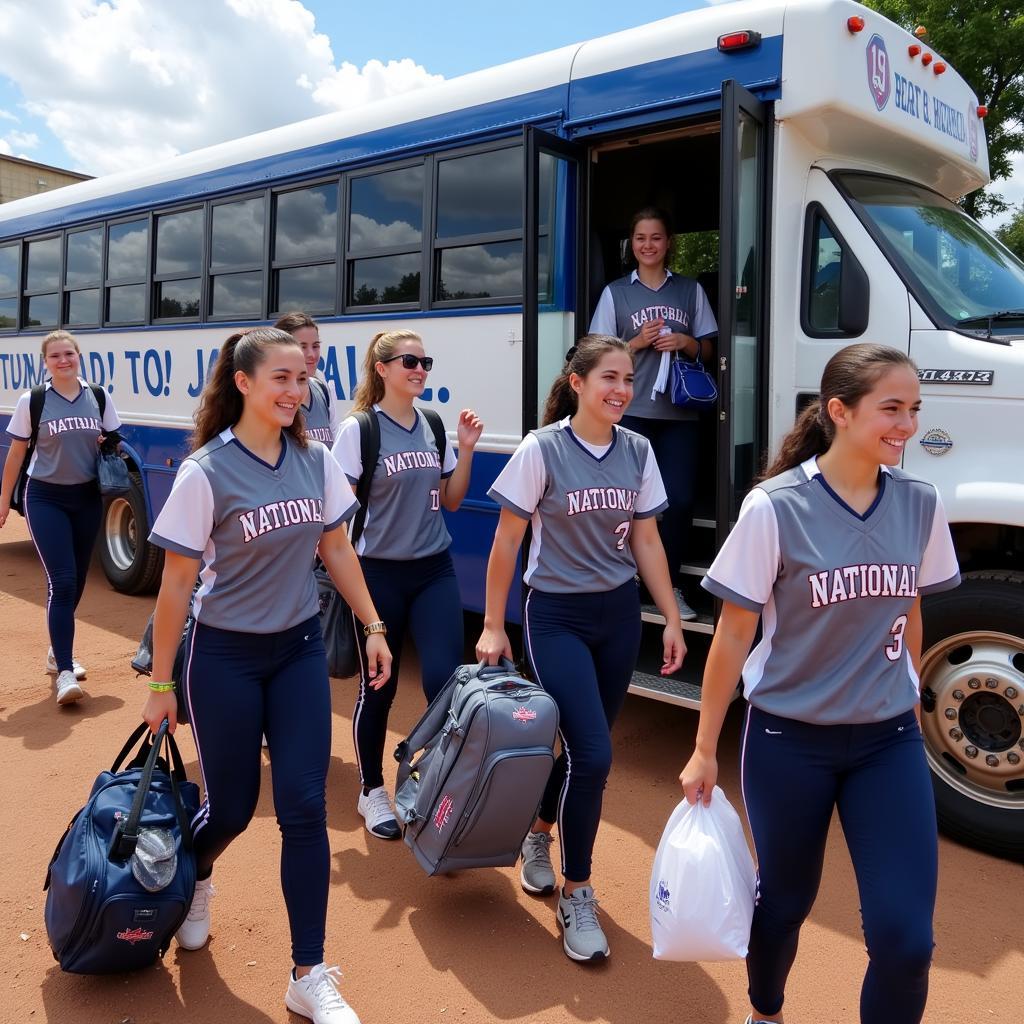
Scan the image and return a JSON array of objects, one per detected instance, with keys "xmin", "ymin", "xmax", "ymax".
[{"xmin": 1, "ymin": 516, "xmax": 1020, "ymax": 1024}]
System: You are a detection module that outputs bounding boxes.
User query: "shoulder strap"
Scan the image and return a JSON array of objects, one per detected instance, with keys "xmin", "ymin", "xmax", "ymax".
[
  {"xmin": 27, "ymin": 384, "xmax": 46, "ymax": 448},
  {"xmin": 419, "ymin": 407, "xmax": 448, "ymax": 467},
  {"xmin": 87, "ymin": 382, "xmax": 107, "ymax": 418},
  {"xmin": 350, "ymin": 409, "xmax": 380, "ymax": 545}
]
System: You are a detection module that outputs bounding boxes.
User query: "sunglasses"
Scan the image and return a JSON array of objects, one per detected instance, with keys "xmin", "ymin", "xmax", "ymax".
[{"xmin": 381, "ymin": 353, "xmax": 433, "ymax": 371}]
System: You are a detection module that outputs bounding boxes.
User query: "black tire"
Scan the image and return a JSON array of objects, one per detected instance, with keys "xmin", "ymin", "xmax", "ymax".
[
  {"xmin": 920, "ymin": 571, "xmax": 1024, "ymax": 862},
  {"xmin": 99, "ymin": 470, "xmax": 164, "ymax": 594}
]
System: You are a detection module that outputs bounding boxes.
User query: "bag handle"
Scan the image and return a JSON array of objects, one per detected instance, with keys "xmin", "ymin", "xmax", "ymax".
[
  {"xmin": 109, "ymin": 720, "xmax": 192, "ymax": 861},
  {"xmin": 475, "ymin": 656, "xmax": 519, "ymax": 679}
]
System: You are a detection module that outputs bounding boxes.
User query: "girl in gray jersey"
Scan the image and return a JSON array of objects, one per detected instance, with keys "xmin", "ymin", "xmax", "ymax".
[
  {"xmin": 1, "ymin": 330, "xmax": 122, "ymax": 706},
  {"xmin": 590, "ymin": 207, "xmax": 718, "ymax": 622},
  {"xmin": 332, "ymin": 328, "xmax": 483, "ymax": 841},
  {"xmin": 274, "ymin": 313, "xmax": 342, "ymax": 446},
  {"xmin": 142, "ymin": 328, "xmax": 391, "ymax": 1024},
  {"xmin": 680, "ymin": 345, "xmax": 960, "ymax": 1024},
  {"xmin": 477, "ymin": 335, "xmax": 685, "ymax": 963}
]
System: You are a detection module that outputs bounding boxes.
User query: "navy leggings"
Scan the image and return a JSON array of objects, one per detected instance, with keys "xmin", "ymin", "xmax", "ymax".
[
  {"xmin": 184, "ymin": 615, "xmax": 331, "ymax": 967},
  {"xmin": 620, "ymin": 415, "xmax": 698, "ymax": 587},
  {"xmin": 23, "ymin": 478, "xmax": 102, "ymax": 672},
  {"xmin": 741, "ymin": 705, "xmax": 938, "ymax": 1024},
  {"xmin": 524, "ymin": 580, "xmax": 641, "ymax": 882},
  {"xmin": 353, "ymin": 549, "xmax": 463, "ymax": 790}
]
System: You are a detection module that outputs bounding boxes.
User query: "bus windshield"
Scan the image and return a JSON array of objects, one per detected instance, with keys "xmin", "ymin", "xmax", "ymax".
[{"xmin": 838, "ymin": 172, "xmax": 1024, "ymax": 338}]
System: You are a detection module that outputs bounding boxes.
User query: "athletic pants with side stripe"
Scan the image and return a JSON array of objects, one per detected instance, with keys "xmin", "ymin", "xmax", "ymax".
[
  {"xmin": 524, "ymin": 580, "xmax": 641, "ymax": 882},
  {"xmin": 184, "ymin": 615, "xmax": 331, "ymax": 967},
  {"xmin": 23, "ymin": 478, "xmax": 102, "ymax": 673},
  {"xmin": 741, "ymin": 705, "xmax": 938, "ymax": 1024},
  {"xmin": 353, "ymin": 549, "xmax": 463, "ymax": 790}
]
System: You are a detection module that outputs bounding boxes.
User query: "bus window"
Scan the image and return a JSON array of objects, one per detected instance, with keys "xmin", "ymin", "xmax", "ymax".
[
  {"xmin": 24, "ymin": 235, "xmax": 60, "ymax": 328},
  {"xmin": 64, "ymin": 226, "xmax": 102, "ymax": 327},
  {"xmin": 273, "ymin": 183, "xmax": 339, "ymax": 315},
  {"xmin": 155, "ymin": 208, "xmax": 203, "ymax": 320},
  {"xmin": 211, "ymin": 196, "xmax": 265, "ymax": 319},
  {"xmin": 106, "ymin": 219, "xmax": 148, "ymax": 326},
  {"xmin": 0, "ymin": 243, "xmax": 17, "ymax": 329}
]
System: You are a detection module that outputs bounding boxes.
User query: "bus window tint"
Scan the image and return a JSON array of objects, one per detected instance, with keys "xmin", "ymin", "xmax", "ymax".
[
  {"xmin": 349, "ymin": 253, "xmax": 420, "ymax": 306},
  {"xmin": 275, "ymin": 185, "xmax": 338, "ymax": 262},
  {"xmin": 435, "ymin": 149, "xmax": 520, "ymax": 238},
  {"xmin": 66, "ymin": 228, "xmax": 102, "ymax": 287},
  {"xmin": 842, "ymin": 173, "xmax": 1024, "ymax": 332},
  {"xmin": 157, "ymin": 279, "xmax": 200, "ymax": 318},
  {"xmin": 437, "ymin": 240, "xmax": 521, "ymax": 301},
  {"xmin": 211, "ymin": 197, "xmax": 264, "ymax": 269},
  {"xmin": 25, "ymin": 292, "xmax": 59, "ymax": 327},
  {"xmin": 276, "ymin": 264, "xmax": 336, "ymax": 313},
  {"xmin": 809, "ymin": 215, "xmax": 842, "ymax": 331},
  {"xmin": 156, "ymin": 209, "xmax": 203, "ymax": 276},
  {"xmin": 107, "ymin": 220, "xmax": 148, "ymax": 281},
  {"xmin": 349, "ymin": 167, "xmax": 423, "ymax": 249},
  {"xmin": 66, "ymin": 288, "xmax": 100, "ymax": 326},
  {"xmin": 26, "ymin": 236, "xmax": 61, "ymax": 292},
  {"xmin": 0, "ymin": 244, "xmax": 16, "ymax": 327},
  {"xmin": 212, "ymin": 271, "xmax": 263, "ymax": 317},
  {"xmin": 108, "ymin": 284, "xmax": 146, "ymax": 324}
]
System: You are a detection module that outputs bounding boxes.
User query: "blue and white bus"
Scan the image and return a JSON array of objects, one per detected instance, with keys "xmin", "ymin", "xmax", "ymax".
[{"xmin": 3, "ymin": 0, "xmax": 1023, "ymax": 858}]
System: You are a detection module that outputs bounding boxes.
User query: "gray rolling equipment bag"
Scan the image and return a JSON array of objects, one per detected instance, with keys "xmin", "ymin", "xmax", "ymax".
[{"xmin": 394, "ymin": 659, "xmax": 559, "ymax": 876}]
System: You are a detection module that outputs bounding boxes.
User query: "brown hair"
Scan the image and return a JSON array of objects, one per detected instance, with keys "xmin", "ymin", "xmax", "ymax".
[
  {"xmin": 352, "ymin": 329, "xmax": 422, "ymax": 412},
  {"xmin": 41, "ymin": 330, "xmax": 80, "ymax": 358},
  {"xmin": 541, "ymin": 334, "xmax": 633, "ymax": 426},
  {"xmin": 630, "ymin": 206, "xmax": 673, "ymax": 239},
  {"xmin": 273, "ymin": 311, "xmax": 318, "ymax": 336},
  {"xmin": 763, "ymin": 343, "xmax": 917, "ymax": 479},
  {"xmin": 190, "ymin": 328, "xmax": 308, "ymax": 451}
]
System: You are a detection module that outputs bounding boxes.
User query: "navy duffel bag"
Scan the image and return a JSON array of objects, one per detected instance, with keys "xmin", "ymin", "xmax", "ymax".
[{"xmin": 43, "ymin": 720, "xmax": 199, "ymax": 973}]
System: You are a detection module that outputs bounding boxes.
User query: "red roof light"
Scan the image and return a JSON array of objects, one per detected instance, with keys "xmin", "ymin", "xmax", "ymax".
[
  {"xmin": 921, "ymin": 52, "xmax": 933, "ymax": 66},
  {"xmin": 718, "ymin": 30, "xmax": 762, "ymax": 52},
  {"xmin": 847, "ymin": 15, "xmax": 865, "ymax": 33},
  {"xmin": 933, "ymin": 62, "xmax": 947, "ymax": 75},
  {"xmin": 977, "ymin": 105, "xmax": 988, "ymax": 118},
  {"xmin": 908, "ymin": 44, "xmax": 921, "ymax": 57}
]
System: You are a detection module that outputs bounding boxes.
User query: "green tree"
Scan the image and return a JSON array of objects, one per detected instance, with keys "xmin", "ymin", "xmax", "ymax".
[
  {"xmin": 862, "ymin": 0, "xmax": 1024, "ymax": 219},
  {"xmin": 995, "ymin": 204, "xmax": 1024, "ymax": 261}
]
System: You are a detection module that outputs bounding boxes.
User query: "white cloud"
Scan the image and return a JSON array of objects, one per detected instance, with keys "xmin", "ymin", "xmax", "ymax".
[
  {"xmin": 0, "ymin": 109, "xmax": 20, "ymax": 123},
  {"xmin": 0, "ymin": 0, "xmax": 443, "ymax": 177},
  {"xmin": 6, "ymin": 130, "xmax": 39, "ymax": 150},
  {"xmin": 0, "ymin": 139, "xmax": 11, "ymax": 156}
]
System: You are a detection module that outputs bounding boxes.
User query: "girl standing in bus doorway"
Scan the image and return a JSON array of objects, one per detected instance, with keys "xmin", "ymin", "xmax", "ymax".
[
  {"xmin": 331, "ymin": 329, "xmax": 483, "ymax": 841},
  {"xmin": 477, "ymin": 335, "xmax": 685, "ymax": 963},
  {"xmin": 274, "ymin": 312, "xmax": 342, "ymax": 447},
  {"xmin": 0, "ymin": 330, "xmax": 123, "ymax": 706},
  {"xmin": 589, "ymin": 207, "xmax": 718, "ymax": 622},
  {"xmin": 142, "ymin": 328, "xmax": 391, "ymax": 1024},
  {"xmin": 679, "ymin": 344, "xmax": 960, "ymax": 1024}
]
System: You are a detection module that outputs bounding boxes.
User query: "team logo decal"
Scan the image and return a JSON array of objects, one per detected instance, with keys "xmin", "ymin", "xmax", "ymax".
[
  {"xmin": 655, "ymin": 880, "xmax": 671, "ymax": 912},
  {"xmin": 512, "ymin": 705, "xmax": 537, "ymax": 723},
  {"xmin": 866, "ymin": 34, "xmax": 891, "ymax": 111},
  {"xmin": 968, "ymin": 102, "xmax": 979, "ymax": 163},
  {"xmin": 116, "ymin": 926, "xmax": 155, "ymax": 945},
  {"xmin": 433, "ymin": 794, "xmax": 454, "ymax": 832},
  {"xmin": 919, "ymin": 428, "xmax": 953, "ymax": 456}
]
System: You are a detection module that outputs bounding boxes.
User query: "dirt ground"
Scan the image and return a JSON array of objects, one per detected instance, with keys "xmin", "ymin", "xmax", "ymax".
[{"xmin": 1, "ymin": 516, "xmax": 1021, "ymax": 1024}]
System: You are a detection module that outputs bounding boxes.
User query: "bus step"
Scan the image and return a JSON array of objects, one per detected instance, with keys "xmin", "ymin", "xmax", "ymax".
[
  {"xmin": 641, "ymin": 604, "xmax": 714, "ymax": 635},
  {"xmin": 629, "ymin": 670, "xmax": 703, "ymax": 710},
  {"xmin": 678, "ymin": 560, "xmax": 710, "ymax": 579}
]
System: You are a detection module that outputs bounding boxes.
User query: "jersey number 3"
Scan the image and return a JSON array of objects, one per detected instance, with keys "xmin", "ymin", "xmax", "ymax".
[{"xmin": 885, "ymin": 614, "xmax": 908, "ymax": 662}]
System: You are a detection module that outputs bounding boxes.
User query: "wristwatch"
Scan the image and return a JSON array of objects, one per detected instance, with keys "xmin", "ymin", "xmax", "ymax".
[{"xmin": 363, "ymin": 620, "xmax": 387, "ymax": 636}]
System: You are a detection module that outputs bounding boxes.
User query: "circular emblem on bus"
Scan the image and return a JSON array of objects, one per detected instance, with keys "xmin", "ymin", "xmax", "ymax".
[
  {"xmin": 866, "ymin": 34, "xmax": 891, "ymax": 111},
  {"xmin": 920, "ymin": 428, "xmax": 953, "ymax": 456},
  {"xmin": 968, "ymin": 103, "xmax": 979, "ymax": 163}
]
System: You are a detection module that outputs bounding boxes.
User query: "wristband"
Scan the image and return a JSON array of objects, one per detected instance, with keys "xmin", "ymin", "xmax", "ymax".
[
  {"xmin": 362, "ymin": 620, "xmax": 387, "ymax": 637},
  {"xmin": 148, "ymin": 681, "xmax": 175, "ymax": 693}
]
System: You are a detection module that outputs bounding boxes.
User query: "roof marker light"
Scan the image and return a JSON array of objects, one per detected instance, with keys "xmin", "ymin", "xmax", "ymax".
[
  {"xmin": 914, "ymin": 25, "xmax": 928, "ymax": 37},
  {"xmin": 847, "ymin": 16, "xmax": 865, "ymax": 33},
  {"xmin": 718, "ymin": 30, "xmax": 762, "ymax": 52},
  {"xmin": 977, "ymin": 106, "xmax": 988, "ymax": 118},
  {"xmin": 921, "ymin": 52, "xmax": 933, "ymax": 66},
  {"xmin": 908, "ymin": 44, "xmax": 921, "ymax": 57},
  {"xmin": 933, "ymin": 62, "xmax": 947, "ymax": 75}
]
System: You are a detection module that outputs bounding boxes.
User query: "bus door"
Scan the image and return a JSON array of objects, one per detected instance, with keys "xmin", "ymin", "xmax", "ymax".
[
  {"xmin": 716, "ymin": 81, "xmax": 772, "ymax": 545},
  {"xmin": 523, "ymin": 127, "xmax": 586, "ymax": 431}
]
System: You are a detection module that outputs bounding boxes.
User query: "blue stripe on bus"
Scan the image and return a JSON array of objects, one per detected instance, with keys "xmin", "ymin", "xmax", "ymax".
[{"xmin": 0, "ymin": 38, "xmax": 782, "ymax": 241}]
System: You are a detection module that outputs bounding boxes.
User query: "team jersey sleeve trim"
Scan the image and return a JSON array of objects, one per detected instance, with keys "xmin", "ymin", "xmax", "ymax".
[
  {"xmin": 487, "ymin": 490, "xmax": 534, "ymax": 520},
  {"xmin": 487, "ymin": 434, "xmax": 546, "ymax": 518},
  {"xmin": 5, "ymin": 392, "xmax": 32, "ymax": 439},
  {"xmin": 148, "ymin": 458, "xmax": 215, "ymax": 557},
  {"xmin": 700, "ymin": 487, "xmax": 780, "ymax": 611},
  {"xmin": 321, "ymin": 442, "xmax": 359, "ymax": 530},
  {"xmin": 919, "ymin": 572, "xmax": 961, "ymax": 596},
  {"xmin": 918, "ymin": 485, "xmax": 961, "ymax": 594},
  {"xmin": 634, "ymin": 499, "xmax": 668, "ymax": 520},
  {"xmin": 149, "ymin": 533, "xmax": 205, "ymax": 560},
  {"xmin": 331, "ymin": 416, "xmax": 362, "ymax": 485}
]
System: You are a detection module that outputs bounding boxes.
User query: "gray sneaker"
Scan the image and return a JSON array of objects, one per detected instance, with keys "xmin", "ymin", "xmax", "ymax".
[
  {"xmin": 557, "ymin": 886, "xmax": 609, "ymax": 962},
  {"xmin": 520, "ymin": 831, "xmax": 556, "ymax": 895},
  {"xmin": 673, "ymin": 588, "xmax": 698, "ymax": 621}
]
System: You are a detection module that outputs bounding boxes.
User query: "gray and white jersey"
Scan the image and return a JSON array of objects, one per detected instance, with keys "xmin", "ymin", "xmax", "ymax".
[
  {"xmin": 6, "ymin": 379, "xmax": 121, "ymax": 484},
  {"xmin": 150, "ymin": 429, "xmax": 357, "ymax": 633},
  {"xmin": 702, "ymin": 457, "xmax": 961, "ymax": 724},
  {"xmin": 332, "ymin": 407, "xmax": 457, "ymax": 560},
  {"xmin": 303, "ymin": 376, "xmax": 340, "ymax": 447},
  {"xmin": 489, "ymin": 418, "xmax": 667, "ymax": 594},
  {"xmin": 589, "ymin": 270, "xmax": 718, "ymax": 422}
]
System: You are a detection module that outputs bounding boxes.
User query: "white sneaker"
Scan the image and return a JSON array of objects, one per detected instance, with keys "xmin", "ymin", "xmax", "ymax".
[
  {"xmin": 285, "ymin": 964, "xmax": 361, "ymax": 1024},
  {"xmin": 673, "ymin": 589, "xmax": 699, "ymax": 622},
  {"xmin": 46, "ymin": 647, "xmax": 86, "ymax": 680},
  {"xmin": 55, "ymin": 670, "xmax": 83, "ymax": 706},
  {"xmin": 176, "ymin": 877, "xmax": 215, "ymax": 950},
  {"xmin": 357, "ymin": 786, "xmax": 401, "ymax": 840}
]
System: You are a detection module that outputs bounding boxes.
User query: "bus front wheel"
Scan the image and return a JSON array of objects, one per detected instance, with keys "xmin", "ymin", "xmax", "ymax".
[
  {"xmin": 921, "ymin": 572, "xmax": 1024, "ymax": 862},
  {"xmin": 99, "ymin": 470, "xmax": 163, "ymax": 595}
]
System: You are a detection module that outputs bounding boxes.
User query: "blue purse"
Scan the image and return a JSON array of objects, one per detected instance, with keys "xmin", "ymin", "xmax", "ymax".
[
  {"xmin": 669, "ymin": 353, "xmax": 718, "ymax": 408},
  {"xmin": 96, "ymin": 450, "xmax": 131, "ymax": 496}
]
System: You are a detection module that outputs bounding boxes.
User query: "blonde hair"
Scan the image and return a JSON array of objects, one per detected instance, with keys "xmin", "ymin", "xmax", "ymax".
[
  {"xmin": 41, "ymin": 330, "xmax": 80, "ymax": 358},
  {"xmin": 352, "ymin": 329, "xmax": 423, "ymax": 412}
]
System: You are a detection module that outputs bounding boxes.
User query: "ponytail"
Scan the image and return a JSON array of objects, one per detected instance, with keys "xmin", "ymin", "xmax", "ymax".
[
  {"xmin": 541, "ymin": 334, "xmax": 632, "ymax": 426},
  {"xmin": 762, "ymin": 401, "xmax": 832, "ymax": 478},
  {"xmin": 190, "ymin": 328, "xmax": 307, "ymax": 452},
  {"xmin": 352, "ymin": 329, "xmax": 422, "ymax": 413}
]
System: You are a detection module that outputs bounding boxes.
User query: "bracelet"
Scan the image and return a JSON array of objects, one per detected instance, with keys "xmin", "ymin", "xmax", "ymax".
[
  {"xmin": 148, "ymin": 681, "xmax": 175, "ymax": 693},
  {"xmin": 362, "ymin": 620, "xmax": 387, "ymax": 637}
]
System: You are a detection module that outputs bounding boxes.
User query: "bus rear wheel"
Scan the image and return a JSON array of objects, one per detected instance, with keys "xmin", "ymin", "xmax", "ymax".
[
  {"xmin": 921, "ymin": 572, "xmax": 1024, "ymax": 862},
  {"xmin": 99, "ymin": 470, "xmax": 163, "ymax": 595}
]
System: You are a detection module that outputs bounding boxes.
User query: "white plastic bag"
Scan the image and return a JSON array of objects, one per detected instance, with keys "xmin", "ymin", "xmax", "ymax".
[{"xmin": 649, "ymin": 786, "xmax": 756, "ymax": 961}]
